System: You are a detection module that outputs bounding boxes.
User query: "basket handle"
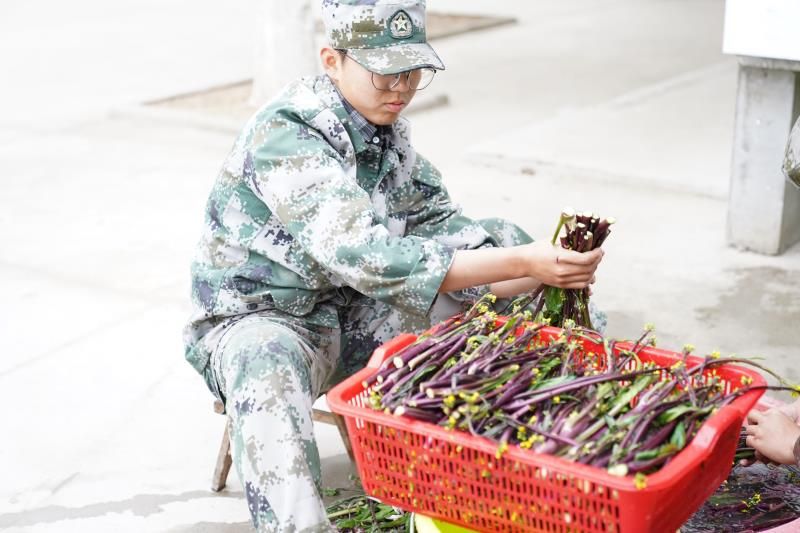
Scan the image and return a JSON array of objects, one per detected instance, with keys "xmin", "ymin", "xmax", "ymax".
[
  {"xmin": 666, "ymin": 394, "xmax": 751, "ymax": 473},
  {"xmin": 366, "ymin": 333, "xmax": 418, "ymax": 369}
]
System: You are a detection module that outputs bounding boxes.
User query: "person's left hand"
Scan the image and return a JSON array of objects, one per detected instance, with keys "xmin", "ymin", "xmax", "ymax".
[{"xmin": 744, "ymin": 408, "xmax": 800, "ymax": 465}]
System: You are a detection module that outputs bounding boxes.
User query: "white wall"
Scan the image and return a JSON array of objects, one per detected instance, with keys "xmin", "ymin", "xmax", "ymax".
[{"xmin": 723, "ymin": 0, "xmax": 800, "ymax": 61}]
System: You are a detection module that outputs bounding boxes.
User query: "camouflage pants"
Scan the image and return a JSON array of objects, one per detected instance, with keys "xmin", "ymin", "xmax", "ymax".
[{"xmin": 203, "ymin": 219, "xmax": 581, "ymax": 532}]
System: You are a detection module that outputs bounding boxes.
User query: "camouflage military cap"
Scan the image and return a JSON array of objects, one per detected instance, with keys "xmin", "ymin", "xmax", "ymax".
[{"xmin": 322, "ymin": 0, "xmax": 445, "ymax": 75}]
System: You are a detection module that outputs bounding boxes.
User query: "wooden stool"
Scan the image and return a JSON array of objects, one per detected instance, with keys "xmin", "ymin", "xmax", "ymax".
[{"xmin": 211, "ymin": 399, "xmax": 355, "ymax": 492}]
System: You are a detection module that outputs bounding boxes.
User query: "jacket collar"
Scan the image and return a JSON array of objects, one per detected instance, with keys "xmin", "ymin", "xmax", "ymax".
[{"xmin": 316, "ymin": 76, "xmax": 392, "ymax": 155}]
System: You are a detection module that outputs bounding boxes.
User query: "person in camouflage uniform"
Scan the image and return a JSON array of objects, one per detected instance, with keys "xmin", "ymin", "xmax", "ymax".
[{"xmin": 183, "ymin": 1, "xmax": 604, "ymax": 531}]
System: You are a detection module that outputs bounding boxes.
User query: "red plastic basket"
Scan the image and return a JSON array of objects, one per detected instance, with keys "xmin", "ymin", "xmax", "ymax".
[{"xmin": 326, "ymin": 324, "xmax": 766, "ymax": 532}]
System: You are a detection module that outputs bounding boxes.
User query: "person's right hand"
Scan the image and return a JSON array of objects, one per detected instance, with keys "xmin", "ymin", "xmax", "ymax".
[
  {"xmin": 739, "ymin": 400, "xmax": 800, "ymax": 466},
  {"xmin": 744, "ymin": 408, "xmax": 800, "ymax": 465},
  {"xmin": 521, "ymin": 241, "xmax": 603, "ymax": 289},
  {"xmin": 777, "ymin": 397, "xmax": 800, "ymax": 423}
]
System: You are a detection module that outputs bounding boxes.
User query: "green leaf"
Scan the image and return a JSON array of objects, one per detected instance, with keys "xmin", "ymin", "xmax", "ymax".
[
  {"xmin": 610, "ymin": 374, "xmax": 655, "ymax": 413},
  {"xmin": 670, "ymin": 421, "xmax": 686, "ymax": 449},
  {"xmin": 595, "ymin": 382, "xmax": 615, "ymax": 400},
  {"xmin": 657, "ymin": 404, "xmax": 696, "ymax": 425},
  {"xmin": 539, "ymin": 357, "xmax": 564, "ymax": 376},
  {"xmin": 634, "ymin": 447, "xmax": 661, "ymax": 462},
  {"xmin": 635, "ymin": 443, "xmax": 679, "ymax": 462},
  {"xmin": 532, "ymin": 375, "xmax": 574, "ymax": 391},
  {"xmin": 375, "ymin": 506, "xmax": 394, "ymax": 520},
  {"xmin": 544, "ymin": 286, "xmax": 565, "ymax": 321}
]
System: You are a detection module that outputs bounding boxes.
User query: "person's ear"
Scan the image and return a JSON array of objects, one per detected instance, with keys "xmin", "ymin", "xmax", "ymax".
[{"xmin": 320, "ymin": 48, "xmax": 342, "ymax": 82}]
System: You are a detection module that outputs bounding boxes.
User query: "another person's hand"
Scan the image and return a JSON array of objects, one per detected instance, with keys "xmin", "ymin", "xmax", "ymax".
[
  {"xmin": 777, "ymin": 397, "xmax": 800, "ymax": 423},
  {"xmin": 521, "ymin": 242, "xmax": 603, "ymax": 289},
  {"xmin": 744, "ymin": 408, "xmax": 800, "ymax": 465}
]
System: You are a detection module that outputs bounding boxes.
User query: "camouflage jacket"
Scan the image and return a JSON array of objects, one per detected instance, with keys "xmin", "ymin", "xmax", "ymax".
[{"xmin": 183, "ymin": 75, "xmax": 497, "ymax": 374}]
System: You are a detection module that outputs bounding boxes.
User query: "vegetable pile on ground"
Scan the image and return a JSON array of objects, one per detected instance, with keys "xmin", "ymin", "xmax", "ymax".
[
  {"xmin": 534, "ymin": 207, "xmax": 615, "ymax": 329},
  {"xmin": 366, "ymin": 292, "xmax": 795, "ymax": 478},
  {"xmin": 683, "ymin": 460, "xmax": 800, "ymax": 532},
  {"xmin": 325, "ymin": 492, "xmax": 411, "ymax": 532}
]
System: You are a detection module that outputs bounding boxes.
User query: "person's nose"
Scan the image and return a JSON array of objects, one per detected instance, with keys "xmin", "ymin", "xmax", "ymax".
[{"xmin": 393, "ymin": 72, "xmax": 411, "ymax": 93}]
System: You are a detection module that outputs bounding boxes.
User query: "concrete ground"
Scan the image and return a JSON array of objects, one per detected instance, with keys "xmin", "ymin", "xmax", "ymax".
[{"xmin": 1, "ymin": 0, "xmax": 798, "ymax": 531}]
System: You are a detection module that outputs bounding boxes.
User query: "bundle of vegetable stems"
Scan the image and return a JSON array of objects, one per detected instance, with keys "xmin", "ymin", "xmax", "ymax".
[
  {"xmin": 536, "ymin": 207, "xmax": 615, "ymax": 329},
  {"xmin": 366, "ymin": 291, "xmax": 795, "ymax": 480}
]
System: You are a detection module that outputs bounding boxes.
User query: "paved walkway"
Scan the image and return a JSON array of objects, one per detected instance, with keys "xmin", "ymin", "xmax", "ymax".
[{"xmin": 1, "ymin": 0, "xmax": 798, "ymax": 531}]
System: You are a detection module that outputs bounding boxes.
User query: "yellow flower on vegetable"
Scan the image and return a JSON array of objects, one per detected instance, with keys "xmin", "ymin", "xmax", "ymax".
[{"xmin": 495, "ymin": 442, "xmax": 509, "ymax": 459}]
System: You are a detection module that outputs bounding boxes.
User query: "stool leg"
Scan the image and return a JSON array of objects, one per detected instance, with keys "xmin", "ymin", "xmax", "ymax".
[
  {"xmin": 332, "ymin": 413, "xmax": 355, "ymax": 464},
  {"xmin": 311, "ymin": 408, "xmax": 355, "ymax": 464},
  {"xmin": 211, "ymin": 422, "xmax": 233, "ymax": 492}
]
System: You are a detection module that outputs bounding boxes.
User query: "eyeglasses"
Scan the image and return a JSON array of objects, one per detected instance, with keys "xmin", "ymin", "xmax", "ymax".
[
  {"xmin": 339, "ymin": 51, "xmax": 436, "ymax": 91},
  {"xmin": 370, "ymin": 67, "xmax": 436, "ymax": 91}
]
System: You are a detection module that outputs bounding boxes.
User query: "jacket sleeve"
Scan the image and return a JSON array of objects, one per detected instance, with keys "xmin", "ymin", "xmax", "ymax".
[
  {"xmin": 247, "ymin": 112, "xmax": 454, "ymax": 316},
  {"xmin": 404, "ymin": 154, "xmax": 499, "ymax": 302}
]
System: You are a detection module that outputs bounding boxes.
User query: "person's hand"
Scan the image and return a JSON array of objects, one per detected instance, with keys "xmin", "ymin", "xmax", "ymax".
[
  {"xmin": 744, "ymin": 408, "xmax": 800, "ymax": 465},
  {"xmin": 777, "ymin": 397, "xmax": 800, "ymax": 423},
  {"xmin": 739, "ymin": 450, "xmax": 774, "ymax": 467},
  {"xmin": 520, "ymin": 242, "xmax": 603, "ymax": 289}
]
